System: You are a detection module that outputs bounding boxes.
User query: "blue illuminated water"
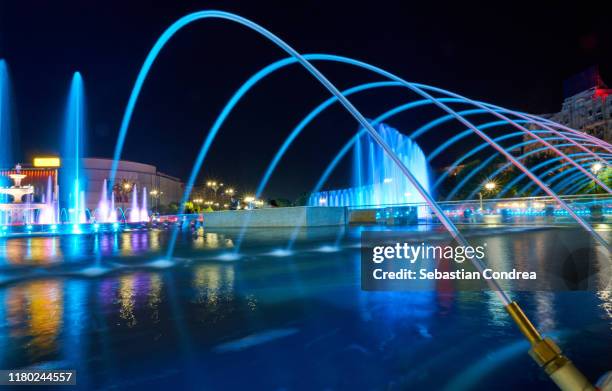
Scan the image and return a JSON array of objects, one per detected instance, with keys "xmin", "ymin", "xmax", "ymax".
[
  {"xmin": 0, "ymin": 226, "xmax": 609, "ymax": 390},
  {"xmin": 311, "ymin": 123, "xmax": 431, "ymax": 209},
  {"xmin": 60, "ymin": 72, "xmax": 87, "ymax": 225},
  {"xmin": 0, "ymin": 60, "xmax": 12, "ymax": 186}
]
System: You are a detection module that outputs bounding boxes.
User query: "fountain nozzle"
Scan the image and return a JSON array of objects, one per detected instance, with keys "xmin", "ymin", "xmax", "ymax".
[{"xmin": 505, "ymin": 301, "xmax": 596, "ymax": 391}]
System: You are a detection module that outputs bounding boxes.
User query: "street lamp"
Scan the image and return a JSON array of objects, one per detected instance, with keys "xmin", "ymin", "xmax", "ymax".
[
  {"xmin": 591, "ymin": 162, "xmax": 603, "ymax": 174},
  {"xmin": 149, "ymin": 189, "xmax": 162, "ymax": 212},
  {"xmin": 206, "ymin": 180, "xmax": 224, "ymax": 201},
  {"xmin": 480, "ymin": 181, "xmax": 497, "ymax": 211}
]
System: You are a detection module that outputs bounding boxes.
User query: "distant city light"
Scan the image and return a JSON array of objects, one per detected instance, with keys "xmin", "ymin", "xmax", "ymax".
[
  {"xmin": 244, "ymin": 196, "xmax": 255, "ymax": 203},
  {"xmin": 484, "ymin": 182, "xmax": 496, "ymax": 191},
  {"xmin": 383, "ymin": 178, "xmax": 393, "ymax": 184},
  {"xmin": 33, "ymin": 156, "xmax": 61, "ymax": 167}
]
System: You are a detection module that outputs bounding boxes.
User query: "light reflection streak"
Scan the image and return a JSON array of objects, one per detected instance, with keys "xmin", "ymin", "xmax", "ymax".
[
  {"xmin": 148, "ymin": 274, "xmax": 162, "ymax": 323},
  {"xmin": 6, "ymin": 280, "xmax": 64, "ymax": 360},
  {"xmin": 192, "ymin": 231, "xmax": 234, "ymax": 250},
  {"xmin": 192, "ymin": 264, "xmax": 235, "ymax": 323},
  {"xmin": 118, "ymin": 274, "xmax": 136, "ymax": 327},
  {"xmin": 1, "ymin": 237, "xmax": 63, "ymax": 265}
]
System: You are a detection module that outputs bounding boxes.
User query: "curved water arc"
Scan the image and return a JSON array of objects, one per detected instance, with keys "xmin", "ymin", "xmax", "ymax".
[
  {"xmin": 457, "ymin": 141, "xmax": 602, "ymax": 201},
  {"xmin": 433, "ymin": 129, "xmax": 601, "ymax": 193},
  {"xmin": 510, "ymin": 155, "xmax": 611, "ymax": 197},
  {"xmin": 412, "ymin": 82, "xmax": 612, "ymax": 166},
  {"xmin": 528, "ymin": 159, "xmax": 610, "ymax": 196},
  {"xmin": 114, "ymin": 13, "xmax": 609, "ymax": 310},
  {"xmin": 505, "ymin": 155, "xmax": 602, "ymax": 197},
  {"xmin": 562, "ymin": 177, "xmax": 600, "ymax": 195},
  {"xmin": 450, "ymin": 138, "xmax": 601, "ymax": 201},
  {"xmin": 125, "ymin": 11, "xmax": 515, "ymax": 297},
  {"xmin": 550, "ymin": 167, "xmax": 612, "ymax": 195}
]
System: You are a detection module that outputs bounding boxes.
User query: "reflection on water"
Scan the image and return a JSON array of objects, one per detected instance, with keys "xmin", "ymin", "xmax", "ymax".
[
  {"xmin": 148, "ymin": 274, "xmax": 162, "ymax": 323},
  {"xmin": 119, "ymin": 274, "xmax": 137, "ymax": 327},
  {"xmin": 193, "ymin": 264, "xmax": 236, "ymax": 324},
  {"xmin": 5, "ymin": 280, "xmax": 63, "ymax": 360},
  {"xmin": 192, "ymin": 231, "xmax": 234, "ymax": 250},
  {"xmin": 0, "ymin": 226, "xmax": 609, "ymax": 390},
  {"xmin": 0, "ymin": 237, "xmax": 62, "ymax": 265}
]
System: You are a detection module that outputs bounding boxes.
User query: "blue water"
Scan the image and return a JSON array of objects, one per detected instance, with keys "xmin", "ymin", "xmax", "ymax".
[
  {"xmin": 0, "ymin": 60, "xmax": 13, "ymax": 188},
  {"xmin": 60, "ymin": 72, "xmax": 87, "ymax": 224},
  {"xmin": 310, "ymin": 123, "xmax": 431, "ymax": 208},
  {"xmin": 0, "ymin": 225, "xmax": 610, "ymax": 390}
]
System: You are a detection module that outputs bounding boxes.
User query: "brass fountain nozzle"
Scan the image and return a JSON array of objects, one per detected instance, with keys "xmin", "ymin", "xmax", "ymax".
[{"xmin": 505, "ymin": 301, "xmax": 596, "ymax": 391}]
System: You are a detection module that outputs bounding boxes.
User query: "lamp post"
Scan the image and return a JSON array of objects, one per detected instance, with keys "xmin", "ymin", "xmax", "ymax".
[
  {"xmin": 223, "ymin": 188, "xmax": 235, "ymax": 209},
  {"xmin": 591, "ymin": 162, "xmax": 603, "ymax": 174},
  {"xmin": 206, "ymin": 180, "xmax": 224, "ymax": 202},
  {"xmin": 479, "ymin": 181, "xmax": 497, "ymax": 212},
  {"xmin": 149, "ymin": 189, "xmax": 162, "ymax": 212}
]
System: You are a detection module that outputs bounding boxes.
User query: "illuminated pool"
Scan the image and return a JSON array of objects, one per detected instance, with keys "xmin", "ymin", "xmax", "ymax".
[{"xmin": 0, "ymin": 226, "xmax": 610, "ymax": 390}]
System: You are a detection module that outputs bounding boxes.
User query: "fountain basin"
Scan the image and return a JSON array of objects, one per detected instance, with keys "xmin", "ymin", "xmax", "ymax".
[{"xmin": 201, "ymin": 206, "xmax": 346, "ymax": 228}]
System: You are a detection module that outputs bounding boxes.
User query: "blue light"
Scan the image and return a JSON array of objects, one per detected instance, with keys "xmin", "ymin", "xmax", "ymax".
[
  {"xmin": 50, "ymin": 224, "xmax": 58, "ymax": 231},
  {"xmin": 72, "ymin": 224, "xmax": 81, "ymax": 234},
  {"xmin": 26, "ymin": 224, "xmax": 33, "ymax": 231},
  {"xmin": 112, "ymin": 222, "xmax": 119, "ymax": 231},
  {"xmin": 1, "ymin": 225, "xmax": 7, "ymax": 231},
  {"xmin": 109, "ymin": 11, "xmax": 609, "ymax": 261},
  {"xmin": 93, "ymin": 223, "xmax": 100, "ymax": 231}
]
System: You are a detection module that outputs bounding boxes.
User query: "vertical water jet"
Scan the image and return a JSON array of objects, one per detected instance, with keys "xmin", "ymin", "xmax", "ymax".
[
  {"xmin": 312, "ymin": 123, "xmax": 431, "ymax": 212},
  {"xmin": 60, "ymin": 72, "xmax": 87, "ymax": 224}
]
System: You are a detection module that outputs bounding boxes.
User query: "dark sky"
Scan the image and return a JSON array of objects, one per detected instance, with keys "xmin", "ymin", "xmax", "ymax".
[{"xmin": 1, "ymin": 0, "xmax": 610, "ymax": 199}]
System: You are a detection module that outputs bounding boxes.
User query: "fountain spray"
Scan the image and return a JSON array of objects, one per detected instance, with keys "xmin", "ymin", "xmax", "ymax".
[{"xmin": 113, "ymin": 11, "xmax": 602, "ymax": 389}]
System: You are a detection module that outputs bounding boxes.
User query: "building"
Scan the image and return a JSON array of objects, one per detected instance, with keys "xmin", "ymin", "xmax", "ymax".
[
  {"xmin": 524, "ymin": 66, "xmax": 612, "ymax": 155},
  {"xmin": 83, "ymin": 158, "xmax": 183, "ymax": 211}
]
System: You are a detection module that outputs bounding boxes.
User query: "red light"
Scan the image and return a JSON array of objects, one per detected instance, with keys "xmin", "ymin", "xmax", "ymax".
[{"xmin": 594, "ymin": 88, "xmax": 610, "ymax": 102}]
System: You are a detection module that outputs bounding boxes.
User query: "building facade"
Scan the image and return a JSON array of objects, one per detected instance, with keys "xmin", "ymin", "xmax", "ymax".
[
  {"xmin": 83, "ymin": 158, "xmax": 183, "ymax": 211},
  {"xmin": 524, "ymin": 67, "xmax": 612, "ymax": 155}
]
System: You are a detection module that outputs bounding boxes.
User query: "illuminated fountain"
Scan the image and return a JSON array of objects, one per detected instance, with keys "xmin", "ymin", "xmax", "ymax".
[
  {"xmin": 129, "ymin": 186, "xmax": 139, "ymax": 222},
  {"xmin": 309, "ymin": 122, "xmax": 431, "ymax": 209},
  {"xmin": 140, "ymin": 186, "xmax": 148, "ymax": 222},
  {"xmin": 60, "ymin": 72, "xmax": 87, "ymax": 225},
  {"xmin": 93, "ymin": 180, "xmax": 147, "ymax": 224},
  {"xmin": 0, "ymin": 68, "xmax": 149, "ymax": 231},
  {"xmin": 0, "ymin": 164, "xmax": 57, "ymax": 225},
  {"xmin": 0, "ymin": 60, "xmax": 13, "ymax": 191}
]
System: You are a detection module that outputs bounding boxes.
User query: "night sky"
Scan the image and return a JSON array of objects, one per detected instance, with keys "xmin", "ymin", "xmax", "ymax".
[{"xmin": 1, "ymin": 1, "xmax": 610, "ymax": 199}]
